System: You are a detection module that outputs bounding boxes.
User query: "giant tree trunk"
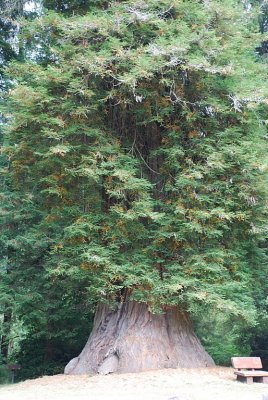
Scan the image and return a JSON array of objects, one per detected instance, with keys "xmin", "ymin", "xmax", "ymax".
[{"xmin": 64, "ymin": 301, "xmax": 214, "ymax": 375}]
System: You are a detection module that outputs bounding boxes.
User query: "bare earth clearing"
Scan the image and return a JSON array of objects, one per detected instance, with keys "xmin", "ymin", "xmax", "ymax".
[{"xmin": 0, "ymin": 367, "xmax": 267, "ymax": 400}]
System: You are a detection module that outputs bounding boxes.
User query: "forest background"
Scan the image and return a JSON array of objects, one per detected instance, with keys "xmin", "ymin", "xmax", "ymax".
[{"xmin": 0, "ymin": 0, "xmax": 268, "ymax": 383}]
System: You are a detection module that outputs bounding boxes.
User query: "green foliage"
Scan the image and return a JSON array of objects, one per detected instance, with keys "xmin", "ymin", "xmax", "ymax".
[
  {"xmin": 195, "ymin": 309, "xmax": 268, "ymax": 367},
  {"xmin": 195, "ymin": 312, "xmax": 252, "ymax": 366},
  {"xmin": 14, "ymin": 316, "xmax": 93, "ymax": 380},
  {"xmin": 0, "ymin": 0, "xmax": 25, "ymax": 17},
  {"xmin": 43, "ymin": 0, "xmax": 105, "ymax": 15},
  {"xmin": 0, "ymin": 365, "xmax": 10, "ymax": 385},
  {"xmin": 1, "ymin": 0, "xmax": 268, "ymax": 373},
  {"xmin": 0, "ymin": 354, "xmax": 10, "ymax": 384}
]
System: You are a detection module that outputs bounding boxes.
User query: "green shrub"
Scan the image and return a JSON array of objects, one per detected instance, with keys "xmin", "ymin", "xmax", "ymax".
[
  {"xmin": 0, "ymin": 364, "xmax": 10, "ymax": 385},
  {"xmin": 194, "ymin": 312, "xmax": 251, "ymax": 366}
]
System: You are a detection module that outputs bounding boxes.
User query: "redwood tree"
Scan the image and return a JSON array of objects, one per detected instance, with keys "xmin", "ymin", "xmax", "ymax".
[{"xmin": 2, "ymin": 0, "xmax": 268, "ymax": 374}]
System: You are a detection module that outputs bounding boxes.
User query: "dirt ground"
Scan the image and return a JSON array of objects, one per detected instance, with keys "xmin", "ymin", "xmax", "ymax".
[{"xmin": 0, "ymin": 367, "xmax": 267, "ymax": 400}]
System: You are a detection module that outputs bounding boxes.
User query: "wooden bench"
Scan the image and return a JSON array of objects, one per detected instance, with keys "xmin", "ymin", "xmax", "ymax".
[{"xmin": 231, "ymin": 357, "xmax": 268, "ymax": 384}]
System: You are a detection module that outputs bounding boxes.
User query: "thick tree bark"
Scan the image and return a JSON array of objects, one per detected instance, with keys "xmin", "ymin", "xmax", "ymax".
[{"xmin": 64, "ymin": 301, "xmax": 214, "ymax": 375}]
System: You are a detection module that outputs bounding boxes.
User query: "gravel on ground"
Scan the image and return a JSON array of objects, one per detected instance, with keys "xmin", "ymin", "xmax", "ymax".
[{"xmin": 0, "ymin": 367, "xmax": 267, "ymax": 400}]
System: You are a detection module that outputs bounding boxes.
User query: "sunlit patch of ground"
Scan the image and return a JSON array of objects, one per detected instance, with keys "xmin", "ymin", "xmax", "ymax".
[{"xmin": 0, "ymin": 367, "xmax": 267, "ymax": 400}]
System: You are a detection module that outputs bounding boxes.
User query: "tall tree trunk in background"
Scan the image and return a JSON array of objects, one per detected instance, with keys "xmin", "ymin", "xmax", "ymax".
[
  {"xmin": 65, "ymin": 301, "xmax": 214, "ymax": 375},
  {"xmin": 0, "ymin": 311, "xmax": 11, "ymax": 360}
]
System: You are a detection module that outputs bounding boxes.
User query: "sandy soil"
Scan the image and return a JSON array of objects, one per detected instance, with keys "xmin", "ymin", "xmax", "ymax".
[{"xmin": 0, "ymin": 367, "xmax": 267, "ymax": 400}]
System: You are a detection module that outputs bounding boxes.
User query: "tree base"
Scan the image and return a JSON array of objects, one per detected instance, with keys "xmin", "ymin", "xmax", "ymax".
[{"xmin": 64, "ymin": 301, "xmax": 214, "ymax": 375}]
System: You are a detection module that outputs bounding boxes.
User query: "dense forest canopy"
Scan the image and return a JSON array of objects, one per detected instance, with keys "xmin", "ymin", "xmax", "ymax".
[{"xmin": 0, "ymin": 0, "xmax": 268, "ymax": 379}]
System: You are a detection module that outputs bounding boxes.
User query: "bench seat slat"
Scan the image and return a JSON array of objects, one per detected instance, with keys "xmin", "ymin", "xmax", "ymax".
[{"xmin": 235, "ymin": 371, "xmax": 268, "ymax": 377}]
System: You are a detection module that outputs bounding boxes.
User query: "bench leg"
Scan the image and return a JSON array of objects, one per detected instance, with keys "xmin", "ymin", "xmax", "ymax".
[
  {"xmin": 237, "ymin": 376, "xmax": 247, "ymax": 384},
  {"xmin": 254, "ymin": 377, "xmax": 268, "ymax": 384},
  {"xmin": 237, "ymin": 375, "xmax": 253, "ymax": 384}
]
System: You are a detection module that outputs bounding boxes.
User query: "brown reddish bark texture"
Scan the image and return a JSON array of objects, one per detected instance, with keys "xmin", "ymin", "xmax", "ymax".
[{"xmin": 64, "ymin": 301, "xmax": 214, "ymax": 375}]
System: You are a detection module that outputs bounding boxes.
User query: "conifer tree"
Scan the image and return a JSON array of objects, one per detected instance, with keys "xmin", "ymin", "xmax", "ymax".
[
  {"xmin": 2, "ymin": 0, "xmax": 268, "ymax": 373},
  {"xmin": 0, "ymin": 0, "xmax": 93, "ymax": 370},
  {"xmin": 0, "ymin": 0, "xmax": 25, "ymax": 361}
]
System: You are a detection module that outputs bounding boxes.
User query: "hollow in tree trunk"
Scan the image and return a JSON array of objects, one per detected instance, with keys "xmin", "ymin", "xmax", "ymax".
[{"xmin": 64, "ymin": 301, "xmax": 214, "ymax": 375}]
